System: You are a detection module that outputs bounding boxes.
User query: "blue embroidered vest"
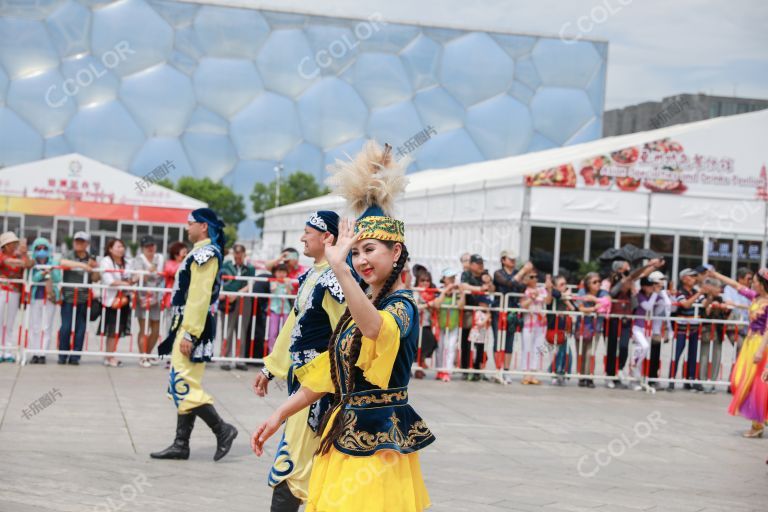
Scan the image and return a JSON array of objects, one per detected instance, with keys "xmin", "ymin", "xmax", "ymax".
[
  {"xmin": 290, "ymin": 265, "xmax": 345, "ymax": 358},
  {"xmin": 332, "ymin": 290, "xmax": 435, "ymax": 456},
  {"xmin": 158, "ymin": 242, "xmax": 222, "ymax": 362},
  {"xmin": 286, "ymin": 264, "xmax": 344, "ymax": 432}
]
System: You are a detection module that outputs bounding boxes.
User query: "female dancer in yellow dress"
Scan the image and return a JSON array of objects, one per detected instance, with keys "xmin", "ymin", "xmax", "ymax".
[{"xmin": 252, "ymin": 141, "xmax": 434, "ymax": 511}]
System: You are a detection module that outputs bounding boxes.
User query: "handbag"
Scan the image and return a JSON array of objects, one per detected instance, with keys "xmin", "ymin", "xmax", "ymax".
[
  {"xmin": 89, "ymin": 295, "xmax": 103, "ymax": 322},
  {"xmin": 546, "ymin": 315, "xmax": 572, "ymax": 345}
]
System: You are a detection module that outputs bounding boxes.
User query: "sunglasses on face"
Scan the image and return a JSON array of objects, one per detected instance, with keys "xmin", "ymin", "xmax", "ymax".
[{"xmin": 589, "ymin": 279, "xmax": 599, "ymax": 284}]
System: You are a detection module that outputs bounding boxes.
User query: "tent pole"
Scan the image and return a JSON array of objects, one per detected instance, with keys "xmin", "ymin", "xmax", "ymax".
[
  {"xmin": 520, "ymin": 185, "xmax": 531, "ymax": 261},
  {"xmin": 762, "ymin": 201, "xmax": 768, "ymax": 269},
  {"xmin": 645, "ymin": 192, "xmax": 652, "ymax": 248}
]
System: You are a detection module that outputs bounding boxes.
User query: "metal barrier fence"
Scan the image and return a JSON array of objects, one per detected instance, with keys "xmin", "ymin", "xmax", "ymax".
[
  {"xmin": 0, "ymin": 267, "xmax": 298, "ymax": 366},
  {"xmin": 412, "ymin": 287, "xmax": 747, "ymax": 390},
  {"xmin": 0, "ymin": 267, "xmax": 750, "ymax": 391}
]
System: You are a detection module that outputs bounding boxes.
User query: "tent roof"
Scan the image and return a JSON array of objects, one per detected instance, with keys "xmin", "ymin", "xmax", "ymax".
[{"xmin": 268, "ymin": 109, "xmax": 768, "ymax": 215}]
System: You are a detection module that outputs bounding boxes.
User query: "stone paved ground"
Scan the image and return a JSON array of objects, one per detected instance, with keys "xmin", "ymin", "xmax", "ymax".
[{"xmin": 0, "ymin": 362, "xmax": 766, "ymax": 512}]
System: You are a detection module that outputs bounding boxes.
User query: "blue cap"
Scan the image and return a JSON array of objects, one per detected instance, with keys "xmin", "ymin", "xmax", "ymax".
[{"xmin": 306, "ymin": 210, "xmax": 339, "ymax": 238}]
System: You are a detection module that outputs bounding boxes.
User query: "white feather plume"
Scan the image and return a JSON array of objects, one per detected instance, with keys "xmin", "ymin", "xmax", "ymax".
[{"xmin": 325, "ymin": 140, "xmax": 409, "ymax": 217}]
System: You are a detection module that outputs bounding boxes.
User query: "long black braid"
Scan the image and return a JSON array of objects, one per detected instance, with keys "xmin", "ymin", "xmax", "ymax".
[{"xmin": 316, "ymin": 242, "xmax": 410, "ymax": 455}]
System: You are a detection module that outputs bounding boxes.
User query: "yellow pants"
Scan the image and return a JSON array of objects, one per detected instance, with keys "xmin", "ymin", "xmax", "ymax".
[
  {"xmin": 167, "ymin": 330, "xmax": 213, "ymax": 413},
  {"xmin": 269, "ymin": 401, "xmax": 322, "ymax": 501}
]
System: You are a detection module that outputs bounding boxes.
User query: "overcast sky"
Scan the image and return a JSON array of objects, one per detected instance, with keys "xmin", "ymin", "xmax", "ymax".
[{"xmin": 198, "ymin": 0, "xmax": 768, "ymax": 110}]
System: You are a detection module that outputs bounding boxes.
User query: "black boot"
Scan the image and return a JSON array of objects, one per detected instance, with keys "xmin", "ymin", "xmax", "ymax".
[
  {"xmin": 193, "ymin": 404, "xmax": 238, "ymax": 461},
  {"xmin": 270, "ymin": 481, "xmax": 302, "ymax": 512},
  {"xmin": 150, "ymin": 413, "xmax": 195, "ymax": 460}
]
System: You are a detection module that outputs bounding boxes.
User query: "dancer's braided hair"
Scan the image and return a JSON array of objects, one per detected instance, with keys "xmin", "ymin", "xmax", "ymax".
[{"xmin": 316, "ymin": 242, "xmax": 409, "ymax": 455}]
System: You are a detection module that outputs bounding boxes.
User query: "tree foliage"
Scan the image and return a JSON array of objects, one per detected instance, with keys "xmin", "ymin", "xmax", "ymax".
[
  {"xmin": 172, "ymin": 177, "xmax": 247, "ymax": 227},
  {"xmin": 251, "ymin": 171, "xmax": 329, "ymax": 228}
]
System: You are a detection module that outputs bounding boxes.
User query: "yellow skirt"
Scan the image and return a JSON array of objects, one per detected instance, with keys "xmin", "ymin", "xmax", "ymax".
[
  {"xmin": 306, "ymin": 448, "xmax": 430, "ymax": 512},
  {"xmin": 305, "ymin": 409, "xmax": 430, "ymax": 512}
]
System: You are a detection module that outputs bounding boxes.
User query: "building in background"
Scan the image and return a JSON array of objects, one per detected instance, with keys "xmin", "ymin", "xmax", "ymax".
[
  {"xmin": 0, "ymin": 154, "xmax": 204, "ymax": 256},
  {"xmin": 264, "ymin": 110, "xmax": 768, "ymax": 280},
  {"xmin": 0, "ymin": 0, "xmax": 608, "ymax": 238},
  {"xmin": 604, "ymin": 93, "xmax": 768, "ymax": 136}
]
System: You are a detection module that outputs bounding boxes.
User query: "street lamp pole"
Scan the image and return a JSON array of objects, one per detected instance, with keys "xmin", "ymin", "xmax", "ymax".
[{"xmin": 274, "ymin": 163, "xmax": 284, "ymax": 208}]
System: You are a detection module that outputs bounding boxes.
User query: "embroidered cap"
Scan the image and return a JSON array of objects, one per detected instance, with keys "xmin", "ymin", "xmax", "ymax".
[
  {"xmin": 306, "ymin": 210, "xmax": 339, "ymax": 238},
  {"xmin": 354, "ymin": 206, "xmax": 405, "ymax": 244}
]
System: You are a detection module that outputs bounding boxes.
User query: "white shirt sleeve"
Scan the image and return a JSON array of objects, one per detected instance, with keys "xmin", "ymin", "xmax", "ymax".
[{"xmin": 100, "ymin": 258, "xmax": 116, "ymax": 286}]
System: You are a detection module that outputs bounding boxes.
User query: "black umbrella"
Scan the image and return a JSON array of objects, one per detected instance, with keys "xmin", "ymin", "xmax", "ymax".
[{"xmin": 598, "ymin": 244, "xmax": 659, "ymax": 264}]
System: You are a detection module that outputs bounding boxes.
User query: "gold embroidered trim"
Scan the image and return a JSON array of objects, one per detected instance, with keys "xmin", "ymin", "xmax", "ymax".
[
  {"xmin": 336, "ymin": 410, "xmax": 432, "ymax": 452},
  {"xmin": 384, "ymin": 300, "xmax": 410, "ymax": 333},
  {"xmin": 355, "ymin": 216, "xmax": 405, "ymax": 243},
  {"xmin": 348, "ymin": 389, "xmax": 407, "ymax": 407},
  {"xmin": 339, "ymin": 328, "xmax": 356, "ymax": 357}
]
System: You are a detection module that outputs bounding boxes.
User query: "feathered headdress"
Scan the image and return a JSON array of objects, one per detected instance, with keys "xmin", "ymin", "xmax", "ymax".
[{"xmin": 326, "ymin": 141, "xmax": 409, "ymax": 243}]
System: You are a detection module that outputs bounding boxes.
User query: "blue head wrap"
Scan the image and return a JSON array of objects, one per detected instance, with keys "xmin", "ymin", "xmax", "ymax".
[
  {"xmin": 189, "ymin": 208, "xmax": 226, "ymax": 251},
  {"xmin": 306, "ymin": 210, "xmax": 339, "ymax": 238}
]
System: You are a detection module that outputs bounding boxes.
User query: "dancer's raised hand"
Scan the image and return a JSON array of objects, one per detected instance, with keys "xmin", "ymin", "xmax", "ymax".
[{"xmin": 324, "ymin": 217, "xmax": 360, "ymax": 270}]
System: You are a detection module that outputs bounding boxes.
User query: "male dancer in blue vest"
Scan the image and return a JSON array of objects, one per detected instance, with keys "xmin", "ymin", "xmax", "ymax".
[
  {"xmin": 151, "ymin": 208, "xmax": 238, "ymax": 461},
  {"xmin": 252, "ymin": 210, "xmax": 345, "ymax": 512}
]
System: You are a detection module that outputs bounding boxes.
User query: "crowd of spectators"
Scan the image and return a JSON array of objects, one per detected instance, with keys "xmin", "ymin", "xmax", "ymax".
[
  {"xmin": 0, "ymin": 230, "xmax": 753, "ymax": 394},
  {"xmin": 409, "ymin": 249, "xmax": 752, "ymax": 392}
]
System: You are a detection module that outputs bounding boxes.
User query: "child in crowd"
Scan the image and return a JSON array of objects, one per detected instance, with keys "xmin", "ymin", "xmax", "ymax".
[
  {"xmin": 520, "ymin": 270, "xmax": 548, "ymax": 385},
  {"xmin": 28, "ymin": 238, "xmax": 62, "ymax": 364},
  {"xmin": 630, "ymin": 277, "xmax": 656, "ymax": 391},
  {"xmin": 267, "ymin": 264, "xmax": 292, "ymax": 353},
  {"xmin": 468, "ymin": 296, "xmax": 494, "ymax": 380},
  {"xmin": 434, "ymin": 268, "xmax": 465, "ymax": 382}
]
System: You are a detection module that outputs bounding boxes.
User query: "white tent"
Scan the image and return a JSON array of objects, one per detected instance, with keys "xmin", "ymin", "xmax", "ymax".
[
  {"xmin": 0, "ymin": 154, "xmax": 206, "ymax": 255},
  {"xmin": 0, "ymin": 154, "xmax": 205, "ymax": 210},
  {"xmin": 263, "ymin": 109, "xmax": 768, "ymax": 277}
]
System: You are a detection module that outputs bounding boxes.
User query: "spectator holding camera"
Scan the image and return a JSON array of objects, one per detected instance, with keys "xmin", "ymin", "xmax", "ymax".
[
  {"xmin": 606, "ymin": 258, "xmax": 664, "ymax": 389},
  {"xmin": 265, "ymin": 247, "xmax": 305, "ymax": 293},
  {"xmin": 460, "ymin": 254, "xmax": 494, "ymax": 379},
  {"xmin": 494, "ymin": 253, "xmax": 531, "ymax": 382},
  {"xmin": 670, "ymin": 267, "xmax": 705, "ymax": 391}
]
